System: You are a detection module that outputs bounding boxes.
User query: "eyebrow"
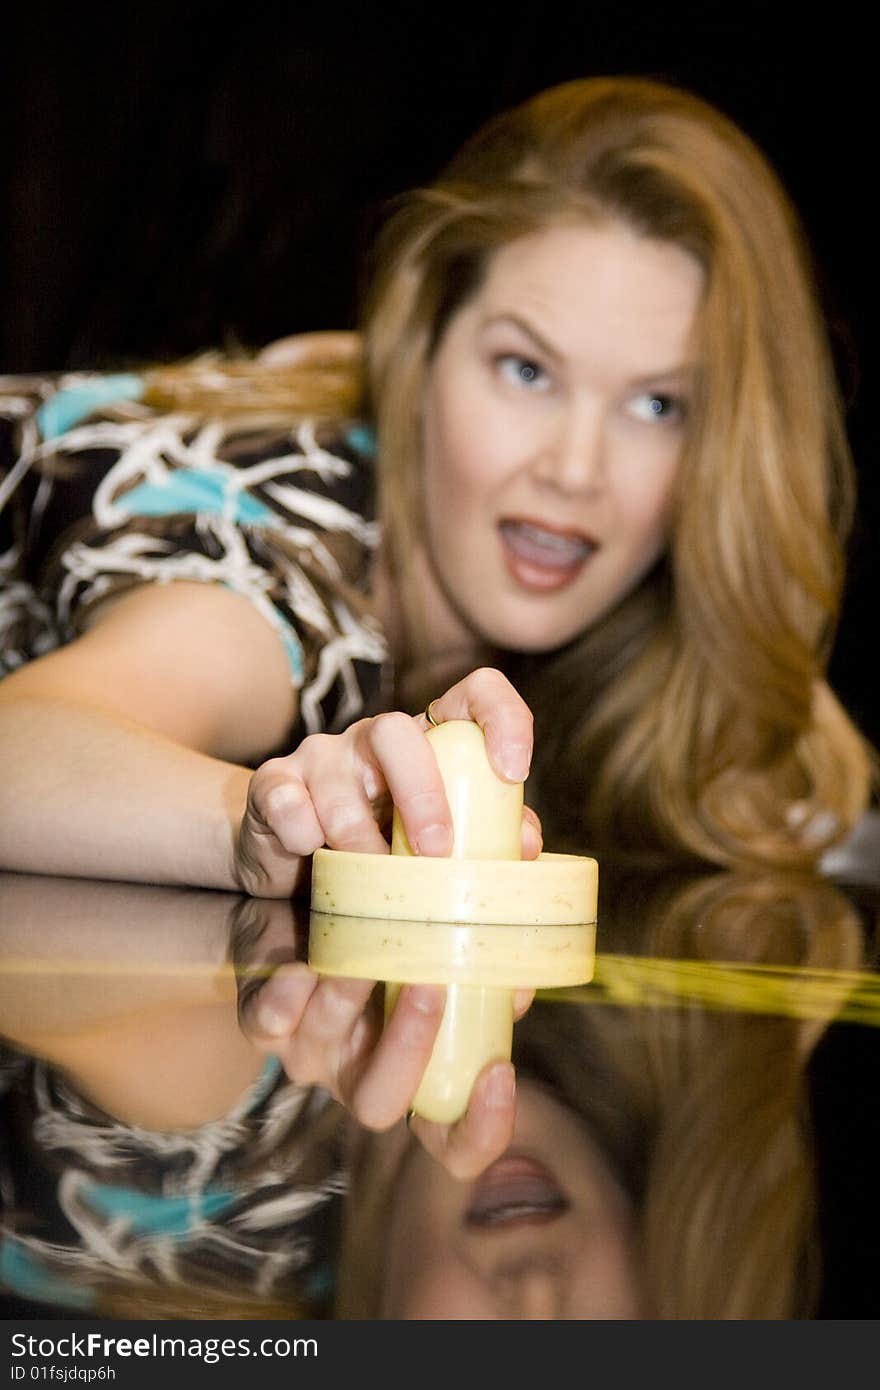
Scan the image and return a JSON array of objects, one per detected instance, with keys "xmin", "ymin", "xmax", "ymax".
[
  {"xmin": 482, "ymin": 312, "xmax": 697, "ymax": 386},
  {"xmin": 482, "ymin": 312, "xmax": 564, "ymax": 363}
]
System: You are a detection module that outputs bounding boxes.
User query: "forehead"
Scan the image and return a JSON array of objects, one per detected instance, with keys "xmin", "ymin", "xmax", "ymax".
[{"xmin": 458, "ymin": 220, "xmax": 705, "ymax": 374}]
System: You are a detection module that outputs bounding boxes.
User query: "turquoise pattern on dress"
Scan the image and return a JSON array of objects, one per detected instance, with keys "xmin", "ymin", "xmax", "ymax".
[
  {"xmin": 0, "ymin": 1237, "xmax": 95, "ymax": 1309},
  {"xmin": 112, "ymin": 474, "xmax": 304, "ymax": 679},
  {"xmin": 36, "ymin": 374, "xmax": 146, "ymax": 440},
  {"xmin": 81, "ymin": 1184, "xmax": 239, "ymax": 1236},
  {"xmin": 119, "ymin": 469, "xmax": 276, "ymax": 526},
  {"xmin": 345, "ymin": 423, "xmax": 377, "ymax": 458}
]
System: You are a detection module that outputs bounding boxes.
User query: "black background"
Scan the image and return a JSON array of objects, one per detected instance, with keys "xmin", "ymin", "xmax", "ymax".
[{"xmin": 3, "ymin": 1, "xmax": 877, "ymax": 747}]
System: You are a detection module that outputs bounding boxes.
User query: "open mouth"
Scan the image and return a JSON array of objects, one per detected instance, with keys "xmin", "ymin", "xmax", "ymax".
[
  {"xmin": 499, "ymin": 519, "xmax": 596, "ymax": 590},
  {"xmin": 464, "ymin": 1152, "xmax": 570, "ymax": 1231}
]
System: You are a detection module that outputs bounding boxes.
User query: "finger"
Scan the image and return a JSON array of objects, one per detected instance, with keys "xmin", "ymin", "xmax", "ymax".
[
  {"xmin": 422, "ymin": 668, "xmax": 533, "ymax": 784},
  {"xmin": 520, "ymin": 804, "xmax": 543, "ymax": 860},
  {"xmin": 248, "ymin": 768, "xmax": 325, "ymax": 856},
  {"xmin": 410, "ymin": 1061, "xmax": 516, "ymax": 1181},
  {"xmin": 307, "ymin": 768, "xmax": 391, "ymax": 855},
  {"xmin": 285, "ymin": 975, "xmax": 377, "ymax": 1090},
  {"xmin": 286, "ymin": 727, "xmax": 392, "ymax": 855},
  {"xmin": 513, "ymin": 988, "xmax": 536, "ymax": 1020},
  {"xmin": 239, "ymin": 963, "xmax": 318, "ymax": 1044},
  {"xmin": 349, "ymin": 983, "xmax": 446, "ymax": 1129},
  {"xmin": 368, "ymin": 713, "xmax": 453, "ymax": 857}
]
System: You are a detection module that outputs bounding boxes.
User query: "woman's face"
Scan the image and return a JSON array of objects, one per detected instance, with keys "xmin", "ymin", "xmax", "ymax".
[
  {"xmin": 379, "ymin": 1081, "xmax": 642, "ymax": 1319},
  {"xmin": 418, "ymin": 219, "xmax": 704, "ymax": 654}
]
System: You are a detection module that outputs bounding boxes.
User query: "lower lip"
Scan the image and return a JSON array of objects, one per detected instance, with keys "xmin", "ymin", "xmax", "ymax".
[{"xmin": 499, "ymin": 527, "xmax": 591, "ymax": 593}]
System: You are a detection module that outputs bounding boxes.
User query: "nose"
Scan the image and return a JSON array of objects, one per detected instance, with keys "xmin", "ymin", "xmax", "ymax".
[{"xmin": 531, "ymin": 396, "xmax": 606, "ymax": 496}]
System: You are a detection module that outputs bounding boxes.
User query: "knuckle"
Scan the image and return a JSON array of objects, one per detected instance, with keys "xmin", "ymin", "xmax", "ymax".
[
  {"xmin": 400, "ymin": 788, "xmax": 447, "ymax": 821},
  {"xmin": 297, "ymin": 732, "xmax": 334, "ymax": 762},
  {"xmin": 350, "ymin": 1095, "xmax": 396, "ymax": 1133},
  {"xmin": 250, "ymin": 756, "xmax": 290, "ymax": 785},
  {"xmin": 321, "ymin": 801, "xmax": 373, "ymax": 846},
  {"xmin": 371, "ymin": 710, "xmax": 413, "ymax": 740},
  {"xmin": 288, "ymin": 1056, "xmax": 323, "ymax": 1088},
  {"xmin": 469, "ymin": 665, "xmax": 502, "ymax": 693}
]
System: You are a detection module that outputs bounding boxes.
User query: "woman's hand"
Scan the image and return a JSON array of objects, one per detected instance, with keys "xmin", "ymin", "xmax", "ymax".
[
  {"xmin": 257, "ymin": 330, "xmax": 362, "ymax": 369},
  {"xmin": 234, "ymin": 667, "xmax": 541, "ymax": 898},
  {"xmin": 233, "ymin": 897, "xmax": 536, "ymax": 1180}
]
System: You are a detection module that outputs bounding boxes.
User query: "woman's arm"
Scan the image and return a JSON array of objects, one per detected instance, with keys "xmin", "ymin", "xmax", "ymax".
[
  {"xmin": 0, "ymin": 580, "xmax": 297, "ymax": 889},
  {"xmin": 0, "ymin": 612, "xmax": 540, "ymax": 1172},
  {"xmin": 0, "ymin": 577, "xmax": 539, "ymax": 899}
]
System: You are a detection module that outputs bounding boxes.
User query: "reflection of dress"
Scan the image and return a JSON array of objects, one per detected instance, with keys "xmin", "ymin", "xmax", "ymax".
[
  {"xmin": 0, "ymin": 371, "xmax": 388, "ymax": 739},
  {"xmin": 0, "ymin": 1047, "xmax": 346, "ymax": 1317}
]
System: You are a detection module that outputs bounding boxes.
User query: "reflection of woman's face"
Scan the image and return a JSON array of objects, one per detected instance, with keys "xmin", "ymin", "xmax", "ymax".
[
  {"xmin": 417, "ymin": 219, "xmax": 703, "ymax": 657},
  {"xmin": 380, "ymin": 1081, "xmax": 642, "ymax": 1319}
]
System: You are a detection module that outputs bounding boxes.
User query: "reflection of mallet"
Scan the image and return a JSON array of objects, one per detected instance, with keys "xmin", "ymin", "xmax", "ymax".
[{"xmin": 309, "ymin": 720, "xmax": 597, "ymax": 1124}]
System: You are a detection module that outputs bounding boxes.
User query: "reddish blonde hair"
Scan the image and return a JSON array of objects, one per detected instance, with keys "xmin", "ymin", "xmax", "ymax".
[{"xmin": 361, "ymin": 76, "xmax": 875, "ymax": 867}]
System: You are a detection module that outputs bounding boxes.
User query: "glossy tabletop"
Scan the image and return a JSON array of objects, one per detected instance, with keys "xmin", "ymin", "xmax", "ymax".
[{"xmin": 1, "ymin": 845, "xmax": 878, "ymax": 1320}]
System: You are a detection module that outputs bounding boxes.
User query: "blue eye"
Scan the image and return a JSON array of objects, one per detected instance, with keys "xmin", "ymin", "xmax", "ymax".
[
  {"xmin": 496, "ymin": 355, "xmax": 549, "ymax": 389},
  {"xmin": 628, "ymin": 393, "xmax": 686, "ymax": 423}
]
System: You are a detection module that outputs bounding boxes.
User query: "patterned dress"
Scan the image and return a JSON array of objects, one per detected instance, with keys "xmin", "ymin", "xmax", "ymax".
[
  {"xmin": 0, "ymin": 369, "xmax": 389, "ymax": 1316},
  {"xmin": 0, "ymin": 370, "xmax": 390, "ymax": 738}
]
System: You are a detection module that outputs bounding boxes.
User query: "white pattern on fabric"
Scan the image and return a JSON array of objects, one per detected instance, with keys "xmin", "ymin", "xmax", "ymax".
[
  {"xmin": 0, "ymin": 371, "xmax": 389, "ymax": 734},
  {"xmin": 0, "ymin": 1052, "xmax": 345, "ymax": 1310}
]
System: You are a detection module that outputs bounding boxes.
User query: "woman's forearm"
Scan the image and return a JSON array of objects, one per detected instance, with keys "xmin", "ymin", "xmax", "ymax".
[{"xmin": 0, "ymin": 693, "xmax": 254, "ymax": 889}]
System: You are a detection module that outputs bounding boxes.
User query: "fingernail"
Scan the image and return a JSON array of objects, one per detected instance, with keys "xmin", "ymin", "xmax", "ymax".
[
  {"xmin": 486, "ymin": 1064, "xmax": 516, "ymax": 1108},
  {"xmin": 416, "ymin": 823, "xmax": 453, "ymax": 856},
  {"xmin": 407, "ymin": 984, "xmax": 443, "ymax": 1015},
  {"xmin": 499, "ymin": 742, "xmax": 530, "ymax": 783},
  {"xmin": 255, "ymin": 1002, "xmax": 289, "ymax": 1036},
  {"xmin": 265, "ymin": 783, "xmax": 302, "ymax": 815}
]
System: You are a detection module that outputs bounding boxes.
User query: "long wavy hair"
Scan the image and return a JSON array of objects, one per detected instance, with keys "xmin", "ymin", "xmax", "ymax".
[{"xmin": 145, "ymin": 75, "xmax": 876, "ymax": 868}]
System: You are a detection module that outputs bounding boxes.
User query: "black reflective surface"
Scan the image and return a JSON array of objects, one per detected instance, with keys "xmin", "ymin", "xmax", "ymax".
[{"xmin": 1, "ymin": 850, "xmax": 878, "ymax": 1319}]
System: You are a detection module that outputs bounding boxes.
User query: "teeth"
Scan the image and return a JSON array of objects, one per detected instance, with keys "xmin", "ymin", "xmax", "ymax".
[
  {"xmin": 466, "ymin": 1196, "xmax": 568, "ymax": 1228},
  {"xmin": 502, "ymin": 520, "xmax": 592, "ymax": 563},
  {"xmin": 517, "ymin": 522, "xmax": 581, "ymax": 556}
]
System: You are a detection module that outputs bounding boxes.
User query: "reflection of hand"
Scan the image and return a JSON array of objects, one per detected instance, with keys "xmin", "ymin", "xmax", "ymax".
[
  {"xmin": 234, "ymin": 667, "xmax": 542, "ymax": 898},
  {"xmin": 232, "ymin": 897, "xmax": 535, "ymax": 1180}
]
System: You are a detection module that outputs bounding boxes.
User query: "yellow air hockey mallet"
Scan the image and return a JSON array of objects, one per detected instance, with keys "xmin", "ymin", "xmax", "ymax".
[{"xmin": 309, "ymin": 720, "xmax": 597, "ymax": 1124}]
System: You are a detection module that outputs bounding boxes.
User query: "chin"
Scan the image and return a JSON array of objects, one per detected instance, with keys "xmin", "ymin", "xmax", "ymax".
[{"xmin": 476, "ymin": 616, "xmax": 585, "ymax": 656}]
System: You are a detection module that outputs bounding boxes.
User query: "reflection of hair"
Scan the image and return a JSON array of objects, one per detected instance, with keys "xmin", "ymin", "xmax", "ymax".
[
  {"xmin": 337, "ymin": 868, "xmax": 868, "ymax": 1319},
  {"xmin": 617, "ymin": 868, "xmax": 867, "ymax": 1318},
  {"xmin": 146, "ymin": 75, "xmax": 875, "ymax": 868}
]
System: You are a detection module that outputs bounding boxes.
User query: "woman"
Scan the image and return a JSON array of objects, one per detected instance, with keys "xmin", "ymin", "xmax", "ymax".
[{"xmin": 0, "ymin": 75, "xmax": 875, "ymax": 1158}]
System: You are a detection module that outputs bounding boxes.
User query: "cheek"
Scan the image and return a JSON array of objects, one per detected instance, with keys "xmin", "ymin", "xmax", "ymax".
[
  {"xmin": 571, "ymin": 1230, "xmax": 643, "ymax": 1318},
  {"xmin": 425, "ymin": 413, "xmax": 491, "ymax": 502},
  {"xmin": 422, "ymin": 360, "xmax": 512, "ymax": 509},
  {"xmin": 619, "ymin": 455, "xmax": 680, "ymax": 552},
  {"xmin": 422, "ymin": 424, "xmax": 498, "ymax": 564}
]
